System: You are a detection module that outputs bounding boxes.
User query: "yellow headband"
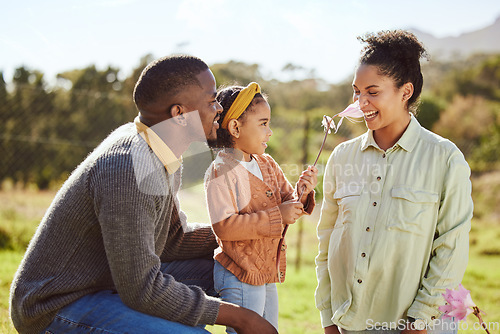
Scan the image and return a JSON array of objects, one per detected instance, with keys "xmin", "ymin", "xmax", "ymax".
[{"xmin": 221, "ymin": 82, "xmax": 261, "ymax": 129}]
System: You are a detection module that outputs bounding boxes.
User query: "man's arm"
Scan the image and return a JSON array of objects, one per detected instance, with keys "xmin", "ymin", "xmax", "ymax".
[
  {"xmin": 216, "ymin": 302, "xmax": 278, "ymax": 334},
  {"xmin": 161, "ymin": 201, "xmax": 218, "ymax": 261},
  {"xmin": 93, "ymin": 159, "xmax": 220, "ymax": 327}
]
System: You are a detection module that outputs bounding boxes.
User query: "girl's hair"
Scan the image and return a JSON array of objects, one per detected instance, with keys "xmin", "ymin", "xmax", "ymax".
[
  {"xmin": 215, "ymin": 85, "xmax": 267, "ymax": 148},
  {"xmin": 357, "ymin": 30, "xmax": 429, "ymax": 113}
]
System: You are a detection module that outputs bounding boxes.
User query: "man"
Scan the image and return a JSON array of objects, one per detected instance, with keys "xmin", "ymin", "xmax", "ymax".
[{"xmin": 10, "ymin": 55, "xmax": 278, "ymax": 334}]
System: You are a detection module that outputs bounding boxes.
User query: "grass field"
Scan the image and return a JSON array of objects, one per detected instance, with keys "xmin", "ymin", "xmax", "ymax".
[{"xmin": 1, "ymin": 186, "xmax": 499, "ymax": 334}]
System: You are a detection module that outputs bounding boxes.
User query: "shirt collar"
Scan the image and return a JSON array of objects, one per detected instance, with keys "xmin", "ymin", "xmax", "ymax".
[
  {"xmin": 360, "ymin": 114, "xmax": 421, "ymax": 153},
  {"xmin": 134, "ymin": 116, "xmax": 182, "ymax": 174}
]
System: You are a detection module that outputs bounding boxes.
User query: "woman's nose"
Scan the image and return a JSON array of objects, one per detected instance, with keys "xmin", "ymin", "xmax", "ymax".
[{"xmin": 358, "ymin": 94, "xmax": 369, "ymax": 107}]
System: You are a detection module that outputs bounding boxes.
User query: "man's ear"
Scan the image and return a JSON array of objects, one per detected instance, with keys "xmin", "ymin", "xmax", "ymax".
[
  {"xmin": 170, "ymin": 104, "xmax": 187, "ymax": 126},
  {"xmin": 402, "ymin": 82, "xmax": 414, "ymax": 102},
  {"xmin": 227, "ymin": 119, "xmax": 240, "ymax": 138}
]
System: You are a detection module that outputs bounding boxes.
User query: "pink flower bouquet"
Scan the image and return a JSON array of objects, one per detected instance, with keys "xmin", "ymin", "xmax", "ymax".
[{"xmin": 439, "ymin": 284, "xmax": 490, "ymax": 334}]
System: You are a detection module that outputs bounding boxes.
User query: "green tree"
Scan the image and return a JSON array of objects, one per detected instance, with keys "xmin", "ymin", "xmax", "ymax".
[
  {"xmin": 0, "ymin": 72, "xmax": 9, "ymax": 183},
  {"xmin": 4, "ymin": 67, "xmax": 58, "ymax": 187},
  {"xmin": 54, "ymin": 65, "xmax": 135, "ymax": 177},
  {"xmin": 432, "ymin": 95, "xmax": 494, "ymax": 158},
  {"xmin": 416, "ymin": 95, "xmax": 445, "ymax": 130},
  {"xmin": 211, "ymin": 61, "xmax": 264, "ymax": 88}
]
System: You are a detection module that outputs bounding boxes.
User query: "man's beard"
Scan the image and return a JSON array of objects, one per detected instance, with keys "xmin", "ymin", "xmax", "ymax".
[{"xmin": 206, "ymin": 138, "xmax": 218, "ymax": 148}]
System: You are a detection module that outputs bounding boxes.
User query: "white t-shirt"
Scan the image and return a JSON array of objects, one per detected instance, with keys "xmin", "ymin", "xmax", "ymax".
[{"xmin": 239, "ymin": 156, "xmax": 263, "ymax": 181}]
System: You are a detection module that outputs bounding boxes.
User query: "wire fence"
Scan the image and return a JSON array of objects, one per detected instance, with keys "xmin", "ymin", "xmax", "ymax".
[
  {"xmin": 1, "ymin": 82, "xmax": 497, "ymax": 192},
  {"xmin": 0, "ymin": 83, "xmax": 322, "ymax": 190}
]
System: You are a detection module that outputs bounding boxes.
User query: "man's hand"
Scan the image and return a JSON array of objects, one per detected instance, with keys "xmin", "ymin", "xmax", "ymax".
[
  {"xmin": 324, "ymin": 324, "xmax": 341, "ymax": 334},
  {"xmin": 215, "ymin": 302, "xmax": 278, "ymax": 334},
  {"xmin": 278, "ymin": 201, "xmax": 304, "ymax": 225}
]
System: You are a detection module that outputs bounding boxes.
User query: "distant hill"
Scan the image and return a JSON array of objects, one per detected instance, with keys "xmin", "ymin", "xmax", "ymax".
[{"xmin": 410, "ymin": 16, "xmax": 500, "ymax": 59}]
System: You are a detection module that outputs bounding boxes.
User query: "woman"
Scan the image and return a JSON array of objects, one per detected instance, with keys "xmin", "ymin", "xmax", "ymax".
[{"xmin": 315, "ymin": 30, "xmax": 473, "ymax": 334}]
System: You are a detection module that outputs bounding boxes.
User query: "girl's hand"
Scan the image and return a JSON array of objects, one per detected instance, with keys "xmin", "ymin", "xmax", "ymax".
[
  {"xmin": 278, "ymin": 201, "xmax": 304, "ymax": 225},
  {"xmin": 297, "ymin": 165, "xmax": 319, "ymax": 197}
]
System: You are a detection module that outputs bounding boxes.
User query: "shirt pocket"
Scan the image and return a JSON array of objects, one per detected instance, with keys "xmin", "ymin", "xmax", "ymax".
[
  {"xmin": 387, "ymin": 186, "xmax": 439, "ymax": 235},
  {"xmin": 333, "ymin": 184, "xmax": 363, "ymax": 228}
]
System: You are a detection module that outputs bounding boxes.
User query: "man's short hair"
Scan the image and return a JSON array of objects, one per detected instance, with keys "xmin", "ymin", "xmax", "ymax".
[{"xmin": 133, "ymin": 55, "xmax": 209, "ymax": 112}]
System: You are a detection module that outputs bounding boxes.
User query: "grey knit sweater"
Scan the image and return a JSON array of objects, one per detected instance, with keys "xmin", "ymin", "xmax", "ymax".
[{"xmin": 9, "ymin": 123, "xmax": 221, "ymax": 334}]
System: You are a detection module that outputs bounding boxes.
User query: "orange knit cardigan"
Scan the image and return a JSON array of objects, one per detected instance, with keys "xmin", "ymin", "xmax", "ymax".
[{"xmin": 204, "ymin": 152, "xmax": 315, "ymax": 285}]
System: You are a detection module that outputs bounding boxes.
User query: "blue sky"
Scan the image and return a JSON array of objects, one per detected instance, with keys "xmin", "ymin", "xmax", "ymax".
[{"xmin": 2, "ymin": 0, "xmax": 500, "ymax": 85}]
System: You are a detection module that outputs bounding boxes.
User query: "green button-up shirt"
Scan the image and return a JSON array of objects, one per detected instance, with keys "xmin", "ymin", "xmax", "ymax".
[{"xmin": 315, "ymin": 115, "xmax": 473, "ymax": 330}]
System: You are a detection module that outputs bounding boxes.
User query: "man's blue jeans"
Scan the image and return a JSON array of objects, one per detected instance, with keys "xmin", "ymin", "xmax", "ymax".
[{"xmin": 42, "ymin": 259, "xmax": 216, "ymax": 334}]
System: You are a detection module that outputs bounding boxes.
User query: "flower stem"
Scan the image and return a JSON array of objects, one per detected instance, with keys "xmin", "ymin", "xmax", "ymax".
[
  {"xmin": 312, "ymin": 118, "xmax": 332, "ymax": 167},
  {"xmin": 473, "ymin": 306, "xmax": 491, "ymax": 334},
  {"xmin": 276, "ymin": 116, "xmax": 334, "ymax": 282}
]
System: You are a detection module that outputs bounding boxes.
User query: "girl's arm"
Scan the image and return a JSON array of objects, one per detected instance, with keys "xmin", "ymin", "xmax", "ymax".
[
  {"xmin": 266, "ymin": 155, "xmax": 316, "ymax": 214},
  {"xmin": 205, "ymin": 169, "xmax": 283, "ymax": 241}
]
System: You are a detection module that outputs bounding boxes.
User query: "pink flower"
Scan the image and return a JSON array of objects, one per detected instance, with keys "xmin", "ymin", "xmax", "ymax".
[
  {"xmin": 439, "ymin": 284, "xmax": 476, "ymax": 321},
  {"xmin": 321, "ymin": 115, "xmax": 336, "ymax": 134},
  {"xmin": 334, "ymin": 100, "xmax": 364, "ymax": 119},
  {"xmin": 322, "ymin": 100, "xmax": 364, "ymax": 134}
]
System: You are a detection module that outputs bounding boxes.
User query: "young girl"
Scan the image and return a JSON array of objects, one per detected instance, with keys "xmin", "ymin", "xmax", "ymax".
[
  {"xmin": 205, "ymin": 82, "xmax": 318, "ymax": 333},
  {"xmin": 315, "ymin": 31, "xmax": 473, "ymax": 334}
]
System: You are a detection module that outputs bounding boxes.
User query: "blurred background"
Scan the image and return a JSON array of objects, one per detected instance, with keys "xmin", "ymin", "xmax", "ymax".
[{"xmin": 1, "ymin": 1, "xmax": 500, "ymax": 333}]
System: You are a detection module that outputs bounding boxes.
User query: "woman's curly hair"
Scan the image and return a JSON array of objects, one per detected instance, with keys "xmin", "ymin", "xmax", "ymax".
[{"xmin": 358, "ymin": 30, "xmax": 429, "ymax": 113}]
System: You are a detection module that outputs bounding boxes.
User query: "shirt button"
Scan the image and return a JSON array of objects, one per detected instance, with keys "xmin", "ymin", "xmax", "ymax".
[
  {"xmin": 266, "ymin": 190, "xmax": 273, "ymax": 198},
  {"xmin": 252, "ymin": 194, "xmax": 258, "ymax": 199},
  {"xmin": 357, "ymin": 279, "xmax": 363, "ymax": 284},
  {"xmin": 377, "ymin": 176, "xmax": 381, "ymax": 181},
  {"xmin": 372, "ymin": 202, "xmax": 377, "ymax": 206},
  {"xmin": 281, "ymin": 244, "xmax": 286, "ymax": 251},
  {"xmin": 366, "ymin": 227, "xmax": 371, "ymax": 232},
  {"xmin": 262, "ymin": 203, "xmax": 268, "ymax": 207},
  {"xmin": 280, "ymin": 272, "xmax": 285, "ymax": 278},
  {"xmin": 361, "ymin": 253, "xmax": 366, "ymax": 257},
  {"xmin": 382, "ymin": 153, "xmax": 386, "ymax": 158}
]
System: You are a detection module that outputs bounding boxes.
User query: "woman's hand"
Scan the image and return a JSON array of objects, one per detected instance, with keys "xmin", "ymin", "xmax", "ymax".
[
  {"xmin": 324, "ymin": 325, "xmax": 341, "ymax": 334},
  {"xmin": 401, "ymin": 329, "xmax": 427, "ymax": 334},
  {"xmin": 296, "ymin": 165, "xmax": 318, "ymax": 197},
  {"xmin": 401, "ymin": 319, "xmax": 428, "ymax": 334}
]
